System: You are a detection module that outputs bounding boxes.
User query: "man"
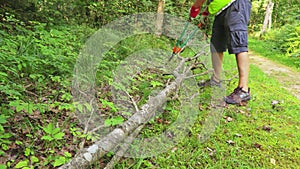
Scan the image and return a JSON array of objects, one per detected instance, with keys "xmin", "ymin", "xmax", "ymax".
[{"xmin": 190, "ymin": 0, "xmax": 252, "ymax": 104}]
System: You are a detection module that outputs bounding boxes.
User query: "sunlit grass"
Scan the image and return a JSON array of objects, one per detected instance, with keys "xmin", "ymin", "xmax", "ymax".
[
  {"xmin": 249, "ymin": 37, "xmax": 300, "ymax": 71},
  {"xmin": 114, "ymin": 47, "xmax": 300, "ymax": 168}
]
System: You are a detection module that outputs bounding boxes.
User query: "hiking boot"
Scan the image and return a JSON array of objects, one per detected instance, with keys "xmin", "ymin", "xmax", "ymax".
[
  {"xmin": 198, "ymin": 78, "xmax": 221, "ymax": 88},
  {"xmin": 224, "ymin": 87, "xmax": 251, "ymax": 104}
]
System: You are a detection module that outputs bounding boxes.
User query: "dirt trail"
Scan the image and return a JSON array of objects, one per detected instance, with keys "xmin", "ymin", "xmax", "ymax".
[{"xmin": 249, "ymin": 51, "xmax": 300, "ymax": 101}]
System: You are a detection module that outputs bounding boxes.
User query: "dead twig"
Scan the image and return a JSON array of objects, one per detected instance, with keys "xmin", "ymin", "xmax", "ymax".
[
  {"xmin": 124, "ymin": 91, "xmax": 140, "ymax": 112},
  {"xmin": 184, "ymin": 70, "xmax": 212, "ymax": 79},
  {"xmin": 80, "ymin": 98, "xmax": 95, "ymax": 149},
  {"xmin": 90, "ymin": 125, "xmax": 106, "ymax": 133}
]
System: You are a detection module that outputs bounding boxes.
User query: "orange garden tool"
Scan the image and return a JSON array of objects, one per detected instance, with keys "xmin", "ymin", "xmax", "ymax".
[{"xmin": 169, "ymin": 14, "xmax": 208, "ymax": 61}]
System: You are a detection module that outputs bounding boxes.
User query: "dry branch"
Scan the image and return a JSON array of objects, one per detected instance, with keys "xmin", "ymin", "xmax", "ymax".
[
  {"xmin": 59, "ymin": 53, "xmax": 207, "ymax": 169},
  {"xmin": 104, "ymin": 124, "xmax": 145, "ymax": 169}
]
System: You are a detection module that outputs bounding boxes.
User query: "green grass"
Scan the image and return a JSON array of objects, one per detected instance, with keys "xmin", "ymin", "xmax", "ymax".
[
  {"xmin": 249, "ymin": 37, "xmax": 300, "ymax": 71},
  {"xmin": 114, "ymin": 52, "xmax": 300, "ymax": 168},
  {"xmin": 1, "ymin": 17, "xmax": 299, "ymax": 168}
]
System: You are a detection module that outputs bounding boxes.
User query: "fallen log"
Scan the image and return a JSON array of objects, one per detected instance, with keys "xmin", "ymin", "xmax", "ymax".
[
  {"xmin": 61, "ymin": 12, "xmax": 225, "ymax": 168},
  {"xmin": 59, "ymin": 50, "xmax": 210, "ymax": 168}
]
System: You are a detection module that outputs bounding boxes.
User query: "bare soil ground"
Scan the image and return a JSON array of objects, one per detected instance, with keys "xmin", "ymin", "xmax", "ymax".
[{"xmin": 249, "ymin": 51, "xmax": 300, "ymax": 100}]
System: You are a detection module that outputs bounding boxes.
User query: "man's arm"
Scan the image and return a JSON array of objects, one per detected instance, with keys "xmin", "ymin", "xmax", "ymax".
[
  {"xmin": 193, "ymin": 0, "xmax": 206, "ymax": 8},
  {"xmin": 190, "ymin": 0, "xmax": 207, "ymax": 18}
]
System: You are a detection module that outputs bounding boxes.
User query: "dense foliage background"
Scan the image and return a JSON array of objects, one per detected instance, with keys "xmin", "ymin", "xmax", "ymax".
[
  {"xmin": 0, "ymin": 0, "xmax": 299, "ymax": 168},
  {"xmin": 1, "ymin": 0, "xmax": 299, "ymax": 55}
]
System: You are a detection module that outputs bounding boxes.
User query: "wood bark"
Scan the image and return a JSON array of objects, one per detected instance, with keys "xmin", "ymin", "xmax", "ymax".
[
  {"xmin": 155, "ymin": 0, "xmax": 165, "ymax": 36},
  {"xmin": 103, "ymin": 124, "xmax": 145, "ymax": 169},
  {"xmin": 261, "ymin": 0, "xmax": 274, "ymax": 36}
]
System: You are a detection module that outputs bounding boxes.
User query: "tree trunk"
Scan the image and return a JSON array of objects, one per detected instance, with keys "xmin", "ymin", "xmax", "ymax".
[
  {"xmin": 155, "ymin": 0, "xmax": 165, "ymax": 36},
  {"xmin": 59, "ymin": 54, "xmax": 207, "ymax": 169},
  {"xmin": 261, "ymin": 0, "xmax": 274, "ymax": 36}
]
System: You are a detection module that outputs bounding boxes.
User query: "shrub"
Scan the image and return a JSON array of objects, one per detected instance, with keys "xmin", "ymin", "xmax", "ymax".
[{"xmin": 262, "ymin": 23, "xmax": 300, "ymax": 57}]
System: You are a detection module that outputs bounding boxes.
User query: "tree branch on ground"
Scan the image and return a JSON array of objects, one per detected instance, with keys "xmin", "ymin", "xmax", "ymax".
[{"xmin": 59, "ymin": 51, "xmax": 209, "ymax": 169}]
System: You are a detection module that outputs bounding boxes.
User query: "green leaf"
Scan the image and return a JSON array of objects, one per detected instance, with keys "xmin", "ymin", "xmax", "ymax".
[
  {"xmin": 16, "ymin": 105, "xmax": 23, "ymax": 112},
  {"xmin": 42, "ymin": 123, "xmax": 54, "ymax": 134},
  {"xmin": 22, "ymin": 167, "xmax": 31, "ymax": 169},
  {"xmin": 17, "ymin": 64, "xmax": 22, "ymax": 70},
  {"xmin": 24, "ymin": 148, "xmax": 31, "ymax": 157},
  {"xmin": 0, "ymin": 133, "xmax": 12, "ymax": 139},
  {"xmin": 0, "ymin": 164, "xmax": 6, "ymax": 169},
  {"xmin": 53, "ymin": 156, "xmax": 66, "ymax": 167},
  {"xmin": 100, "ymin": 99, "xmax": 117, "ymax": 112},
  {"xmin": 53, "ymin": 132, "xmax": 65, "ymax": 139},
  {"xmin": 9, "ymin": 100, "xmax": 19, "ymax": 107},
  {"xmin": 26, "ymin": 103, "xmax": 34, "ymax": 114},
  {"xmin": 64, "ymin": 152, "xmax": 72, "ymax": 158},
  {"xmin": 104, "ymin": 119, "xmax": 112, "ymax": 126},
  {"xmin": 0, "ymin": 72, "xmax": 8, "ymax": 77},
  {"xmin": 15, "ymin": 160, "xmax": 28, "ymax": 168},
  {"xmin": 112, "ymin": 116, "xmax": 124, "ymax": 125},
  {"xmin": 52, "ymin": 128, "xmax": 61, "ymax": 134},
  {"xmin": 151, "ymin": 81, "xmax": 164, "ymax": 87},
  {"xmin": 75, "ymin": 103, "xmax": 83, "ymax": 112},
  {"xmin": 105, "ymin": 116, "xmax": 124, "ymax": 126},
  {"xmin": 41, "ymin": 135, "xmax": 53, "ymax": 141},
  {"xmin": 0, "ymin": 115, "xmax": 7, "ymax": 124},
  {"xmin": 84, "ymin": 103, "xmax": 92, "ymax": 112},
  {"xmin": 30, "ymin": 156, "xmax": 39, "ymax": 163},
  {"xmin": 15, "ymin": 140, "xmax": 23, "ymax": 145},
  {"xmin": 0, "ymin": 125, "xmax": 4, "ymax": 132}
]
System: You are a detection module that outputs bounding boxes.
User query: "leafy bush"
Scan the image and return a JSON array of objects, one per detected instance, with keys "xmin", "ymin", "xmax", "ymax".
[
  {"xmin": 0, "ymin": 12, "xmax": 94, "ymax": 100},
  {"xmin": 262, "ymin": 23, "xmax": 300, "ymax": 57},
  {"xmin": 0, "ymin": 12, "xmax": 95, "ymax": 168}
]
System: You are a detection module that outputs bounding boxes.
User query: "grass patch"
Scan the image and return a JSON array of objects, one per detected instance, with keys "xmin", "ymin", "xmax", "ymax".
[
  {"xmin": 249, "ymin": 37, "xmax": 300, "ymax": 71},
  {"xmin": 115, "ymin": 53, "xmax": 300, "ymax": 169},
  {"xmin": 1, "ymin": 18, "xmax": 299, "ymax": 168}
]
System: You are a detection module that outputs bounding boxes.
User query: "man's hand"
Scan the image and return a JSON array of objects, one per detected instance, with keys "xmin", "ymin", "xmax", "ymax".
[
  {"xmin": 189, "ymin": 6, "xmax": 201, "ymax": 18},
  {"xmin": 198, "ymin": 11, "xmax": 209, "ymax": 29},
  {"xmin": 202, "ymin": 11, "xmax": 209, "ymax": 17}
]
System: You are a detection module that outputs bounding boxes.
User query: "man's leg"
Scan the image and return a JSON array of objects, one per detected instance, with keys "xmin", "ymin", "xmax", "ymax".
[
  {"xmin": 198, "ymin": 9, "xmax": 226, "ymax": 87},
  {"xmin": 198, "ymin": 51, "xmax": 224, "ymax": 87},
  {"xmin": 224, "ymin": 0, "xmax": 252, "ymax": 104},
  {"xmin": 224, "ymin": 51, "xmax": 251, "ymax": 104},
  {"xmin": 212, "ymin": 52, "xmax": 224, "ymax": 82},
  {"xmin": 236, "ymin": 52, "xmax": 249, "ymax": 91},
  {"xmin": 209, "ymin": 12, "xmax": 226, "ymax": 84}
]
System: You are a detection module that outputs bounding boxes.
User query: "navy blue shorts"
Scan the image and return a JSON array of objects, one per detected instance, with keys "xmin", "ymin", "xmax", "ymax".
[{"xmin": 210, "ymin": 0, "xmax": 252, "ymax": 54}]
